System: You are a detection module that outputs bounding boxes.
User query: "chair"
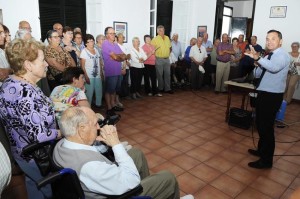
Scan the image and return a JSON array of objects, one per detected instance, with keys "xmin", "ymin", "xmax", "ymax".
[{"xmin": 22, "ymin": 140, "xmax": 144, "ymax": 199}]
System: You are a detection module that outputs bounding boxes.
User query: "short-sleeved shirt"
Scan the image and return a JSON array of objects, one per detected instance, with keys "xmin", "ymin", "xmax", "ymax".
[
  {"xmin": 151, "ymin": 35, "xmax": 171, "ymax": 58},
  {"xmin": 217, "ymin": 42, "xmax": 233, "ymax": 63},
  {"xmin": 142, "ymin": 44, "xmax": 156, "ymax": 65},
  {"xmin": 202, "ymin": 40, "xmax": 213, "ymax": 55},
  {"xmin": 102, "ymin": 40, "xmax": 123, "ymax": 77},
  {"xmin": 50, "ymin": 85, "xmax": 87, "ymax": 120},
  {"xmin": 0, "ymin": 77, "xmax": 58, "ymax": 161},
  {"xmin": 189, "ymin": 45, "xmax": 207, "ymax": 62},
  {"xmin": 80, "ymin": 48, "xmax": 101, "ymax": 78}
]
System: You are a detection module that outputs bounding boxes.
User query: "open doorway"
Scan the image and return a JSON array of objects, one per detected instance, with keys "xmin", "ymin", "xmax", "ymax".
[{"xmin": 214, "ymin": 0, "xmax": 256, "ymax": 41}]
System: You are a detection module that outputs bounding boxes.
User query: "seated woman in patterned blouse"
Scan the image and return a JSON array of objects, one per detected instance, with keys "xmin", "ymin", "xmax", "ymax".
[
  {"xmin": 0, "ymin": 39, "xmax": 59, "ymax": 199},
  {"xmin": 50, "ymin": 67, "xmax": 91, "ymax": 120}
]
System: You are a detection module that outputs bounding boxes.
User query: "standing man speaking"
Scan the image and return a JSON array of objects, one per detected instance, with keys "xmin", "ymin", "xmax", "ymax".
[
  {"xmin": 245, "ymin": 30, "xmax": 290, "ymax": 169},
  {"xmin": 151, "ymin": 25, "xmax": 173, "ymax": 94}
]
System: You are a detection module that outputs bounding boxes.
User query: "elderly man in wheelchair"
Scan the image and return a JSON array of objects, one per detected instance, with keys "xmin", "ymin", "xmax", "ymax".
[{"xmin": 45, "ymin": 106, "xmax": 193, "ymax": 199}]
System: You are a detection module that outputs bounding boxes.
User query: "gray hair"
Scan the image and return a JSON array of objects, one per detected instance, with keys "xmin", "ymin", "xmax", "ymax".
[
  {"xmin": 15, "ymin": 29, "xmax": 31, "ymax": 39},
  {"xmin": 59, "ymin": 107, "xmax": 89, "ymax": 137},
  {"xmin": 132, "ymin": 36, "xmax": 140, "ymax": 43},
  {"xmin": 96, "ymin": 34, "xmax": 105, "ymax": 42},
  {"xmin": 291, "ymin": 42, "xmax": 300, "ymax": 47},
  {"xmin": 157, "ymin": 25, "xmax": 164, "ymax": 30}
]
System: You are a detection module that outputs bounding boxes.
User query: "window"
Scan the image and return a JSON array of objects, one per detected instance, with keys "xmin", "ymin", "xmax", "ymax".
[
  {"xmin": 39, "ymin": 0, "xmax": 86, "ymax": 41},
  {"xmin": 221, "ymin": 6, "xmax": 233, "ymax": 36},
  {"xmin": 150, "ymin": 0, "xmax": 157, "ymax": 38}
]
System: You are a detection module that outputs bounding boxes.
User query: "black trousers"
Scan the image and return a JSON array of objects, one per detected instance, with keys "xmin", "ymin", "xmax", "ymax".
[
  {"xmin": 144, "ymin": 64, "xmax": 158, "ymax": 94},
  {"xmin": 191, "ymin": 62, "xmax": 204, "ymax": 89},
  {"xmin": 119, "ymin": 69, "xmax": 130, "ymax": 97},
  {"xmin": 256, "ymin": 91, "xmax": 283, "ymax": 164},
  {"xmin": 130, "ymin": 67, "xmax": 144, "ymax": 93}
]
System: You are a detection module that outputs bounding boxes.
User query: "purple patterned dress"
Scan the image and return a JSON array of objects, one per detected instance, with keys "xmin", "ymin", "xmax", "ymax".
[{"xmin": 0, "ymin": 76, "xmax": 58, "ymax": 162}]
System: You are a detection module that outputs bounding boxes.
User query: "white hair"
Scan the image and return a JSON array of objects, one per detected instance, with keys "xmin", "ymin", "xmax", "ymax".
[
  {"xmin": 59, "ymin": 107, "xmax": 89, "ymax": 137},
  {"xmin": 15, "ymin": 29, "xmax": 31, "ymax": 39}
]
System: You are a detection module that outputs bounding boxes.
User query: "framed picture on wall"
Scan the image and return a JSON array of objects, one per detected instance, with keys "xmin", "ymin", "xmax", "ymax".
[
  {"xmin": 270, "ymin": 6, "xmax": 287, "ymax": 18},
  {"xmin": 113, "ymin": 21, "xmax": 128, "ymax": 43},
  {"xmin": 197, "ymin": 26, "xmax": 207, "ymax": 37}
]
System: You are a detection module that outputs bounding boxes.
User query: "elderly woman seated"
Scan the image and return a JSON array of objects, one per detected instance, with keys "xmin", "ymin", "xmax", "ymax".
[
  {"xmin": 50, "ymin": 67, "xmax": 91, "ymax": 120},
  {"xmin": 0, "ymin": 39, "xmax": 59, "ymax": 199}
]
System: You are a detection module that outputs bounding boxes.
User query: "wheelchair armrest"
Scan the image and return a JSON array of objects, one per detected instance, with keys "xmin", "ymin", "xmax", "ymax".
[
  {"xmin": 107, "ymin": 184, "xmax": 143, "ymax": 199},
  {"xmin": 21, "ymin": 139, "xmax": 57, "ymax": 156},
  {"xmin": 36, "ymin": 168, "xmax": 76, "ymax": 190}
]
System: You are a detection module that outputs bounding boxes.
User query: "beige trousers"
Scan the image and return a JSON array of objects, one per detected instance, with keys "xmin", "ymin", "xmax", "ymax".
[
  {"xmin": 284, "ymin": 74, "xmax": 300, "ymax": 103},
  {"xmin": 215, "ymin": 61, "xmax": 230, "ymax": 92},
  {"xmin": 128, "ymin": 148, "xmax": 180, "ymax": 199}
]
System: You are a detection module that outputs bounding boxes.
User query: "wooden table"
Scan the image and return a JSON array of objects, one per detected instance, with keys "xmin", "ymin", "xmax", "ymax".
[{"xmin": 224, "ymin": 81, "xmax": 255, "ymax": 121}]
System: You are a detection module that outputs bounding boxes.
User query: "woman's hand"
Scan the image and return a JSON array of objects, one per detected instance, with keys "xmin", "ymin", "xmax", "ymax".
[{"xmin": 85, "ymin": 75, "xmax": 90, "ymax": 84}]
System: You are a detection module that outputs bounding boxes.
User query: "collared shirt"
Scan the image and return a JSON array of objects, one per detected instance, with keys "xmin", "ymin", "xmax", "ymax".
[
  {"xmin": 255, "ymin": 47, "xmax": 290, "ymax": 93},
  {"xmin": 151, "ymin": 35, "xmax": 171, "ymax": 58},
  {"xmin": 130, "ymin": 47, "xmax": 147, "ymax": 68},
  {"xmin": 189, "ymin": 45, "xmax": 207, "ymax": 62},
  {"xmin": 102, "ymin": 40, "xmax": 123, "ymax": 77},
  {"xmin": 202, "ymin": 40, "xmax": 213, "ymax": 55},
  {"xmin": 118, "ymin": 43, "xmax": 130, "ymax": 69},
  {"xmin": 171, "ymin": 41, "xmax": 182, "ymax": 58},
  {"xmin": 217, "ymin": 42, "xmax": 233, "ymax": 62},
  {"xmin": 0, "ymin": 143, "xmax": 11, "ymax": 195},
  {"xmin": 60, "ymin": 139, "xmax": 140, "ymax": 195}
]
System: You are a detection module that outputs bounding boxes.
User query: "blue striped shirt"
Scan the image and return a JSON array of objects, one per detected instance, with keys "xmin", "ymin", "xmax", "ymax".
[{"xmin": 254, "ymin": 47, "xmax": 290, "ymax": 93}]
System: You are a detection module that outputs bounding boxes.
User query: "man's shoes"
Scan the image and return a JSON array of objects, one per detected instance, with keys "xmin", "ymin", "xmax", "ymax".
[
  {"xmin": 248, "ymin": 159, "xmax": 272, "ymax": 169},
  {"xmin": 248, "ymin": 149, "xmax": 260, "ymax": 157},
  {"xmin": 136, "ymin": 92, "xmax": 143, "ymax": 98},
  {"xmin": 166, "ymin": 90, "xmax": 174, "ymax": 94},
  {"xmin": 154, "ymin": 93, "xmax": 163, "ymax": 97},
  {"xmin": 148, "ymin": 93, "xmax": 153, "ymax": 96},
  {"xmin": 112, "ymin": 106, "xmax": 124, "ymax": 112},
  {"xmin": 131, "ymin": 93, "xmax": 137, "ymax": 100},
  {"xmin": 116, "ymin": 102, "xmax": 123, "ymax": 108},
  {"xmin": 180, "ymin": 194, "xmax": 194, "ymax": 199}
]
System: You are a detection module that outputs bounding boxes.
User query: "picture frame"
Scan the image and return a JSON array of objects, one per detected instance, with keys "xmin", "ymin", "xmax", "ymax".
[
  {"xmin": 113, "ymin": 21, "xmax": 128, "ymax": 43},
  {"xmin": 197, "ymin": 26, "xmax": 207, "ymax": 38},
  {"xmin": 269, "ymin": 6, "xmax": 287, "ymax": 18}
]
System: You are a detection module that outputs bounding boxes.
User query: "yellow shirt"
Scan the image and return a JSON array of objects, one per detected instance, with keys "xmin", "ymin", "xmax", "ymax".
[{"xmin": 151, "ymin": 35, "xmax": 171, "ymax": 58}]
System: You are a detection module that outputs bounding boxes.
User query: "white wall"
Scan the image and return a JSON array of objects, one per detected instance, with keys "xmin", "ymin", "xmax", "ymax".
[
  {"xmin": 253, "ymin": 0, "xmax": 300, "ymax": 52},
  {"xmin": 0, "ymin": 0, "xmax": 41, "ymax": 40},
  {"xmin": 172, "ymin": 0, "xmax": 217, "ymax": 52},
  {"xmin": 101, "ymin": 0, "xmax": 150, "ymax": 48},
  {"xmin": 225, "ymin": 0, "xmax": 253, "ymax": 18}
]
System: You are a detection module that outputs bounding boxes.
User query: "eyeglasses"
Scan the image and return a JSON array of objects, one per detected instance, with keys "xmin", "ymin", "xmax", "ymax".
[
  {"xmin": 199, "ymin": 48, "xmax": 202, "ymax": 53},
  {"xmin": 51, "ymin": 36, "xmax": 60, "ymax": 39},
  {"xmin": 66, "ymin": 32, "xmax": 73, "ymax": 35},
  {"xmin": 107, "ymin": 33, "xmax": 116, "ymax": 35},
  {"xmin": 75, "ymin": 37, "xmax": 82, "ymax": 39},
  {"xmin": 292, "ymin": 45, "xmax": 299, "ymax": 48}
]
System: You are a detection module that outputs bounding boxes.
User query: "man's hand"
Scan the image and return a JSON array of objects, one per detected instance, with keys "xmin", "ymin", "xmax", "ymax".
[
  {"xmin": 96, "ymin": 125, "xmax": 120, "ymax": 147},
  {"xmin": 244, "ymin": 45, "xmax": 260, "ymax": 60}
]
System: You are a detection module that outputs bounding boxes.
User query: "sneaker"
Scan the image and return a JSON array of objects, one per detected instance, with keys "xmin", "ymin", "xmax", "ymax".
[
  {"xmin": 180, "ymin": 194, "xmax": 194, "ymax": 199},
  {"xmin": 154, "ymin": 93, "xmax": 163, "ymax": 97},
  {"xmin": 116, "ymin": 102, "xmax": 123, "ymax": 108},
  {"xmin": 112, "ymin": 106, "xmax": 124, "ymax": 112},
  {"xmin": 131, "ymin": 93, "xmax": 137, "ymax": 100},
  {"xmin": 148, "ymin": 93, "xmax": 153, "ymax": 96},
  {"xmin": 136, "ymin": 92, "xmax": 142, "ymax": 98}
]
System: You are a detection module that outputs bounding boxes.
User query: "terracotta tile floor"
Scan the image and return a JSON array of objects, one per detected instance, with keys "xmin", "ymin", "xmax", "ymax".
[{"xmin": 114, "ymin": 87, "xmax": 300, "ymax": 199}]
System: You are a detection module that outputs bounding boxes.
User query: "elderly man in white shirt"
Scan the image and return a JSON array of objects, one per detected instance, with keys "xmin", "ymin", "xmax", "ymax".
[
  {"xmin": 189, "ymin": 37, "xmax": 207, "ymax": 89},
  {"xmin": 53, "ymin": 106, "xmax": 194, "ymax": 199}
]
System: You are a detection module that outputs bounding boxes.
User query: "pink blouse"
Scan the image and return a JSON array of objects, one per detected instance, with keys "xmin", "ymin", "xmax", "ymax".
[{"xmin": 142, "ymin": 44, "xmax": 156, "ymax": 65}]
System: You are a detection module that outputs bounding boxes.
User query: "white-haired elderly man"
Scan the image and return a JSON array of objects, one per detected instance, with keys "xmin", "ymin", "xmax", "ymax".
[
  {"xmin": 171, "ymin": 33, "xmax": 182, "ymax": 60},
  {"xmin": 53, "ymin": 106, "xmax": 194, "ymax": 199}
]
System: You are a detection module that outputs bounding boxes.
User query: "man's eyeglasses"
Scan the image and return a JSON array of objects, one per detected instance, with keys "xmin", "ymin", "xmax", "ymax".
[
  {"xmin": 199, "ymin": 48, "xmax": 202, "ymax": 53},
  {"xmin": 107, "ymin": 33, "xmax": 116, "ymax": 35}
]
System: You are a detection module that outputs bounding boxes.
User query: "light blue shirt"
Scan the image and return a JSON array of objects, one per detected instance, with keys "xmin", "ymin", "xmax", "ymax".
[
  {"xmin": 62, "ymin": 139, "xmax": 140, "ymax": 195},
  {"xmin": 202, "ymin": 40, "xmax": 213, "ymax": 55},
  {"xmin": 254, "ymin": 47, "xmax": 290, "ymax": 93},
  {"xmin": 171, "ymin": 41, "xmax": 182, "ymax": 59}
]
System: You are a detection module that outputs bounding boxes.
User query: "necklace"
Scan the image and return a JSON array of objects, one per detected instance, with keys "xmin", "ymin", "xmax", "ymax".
[{"xmin": 17, "ymin": 75, "xmax": 37, "ymax": 86}]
